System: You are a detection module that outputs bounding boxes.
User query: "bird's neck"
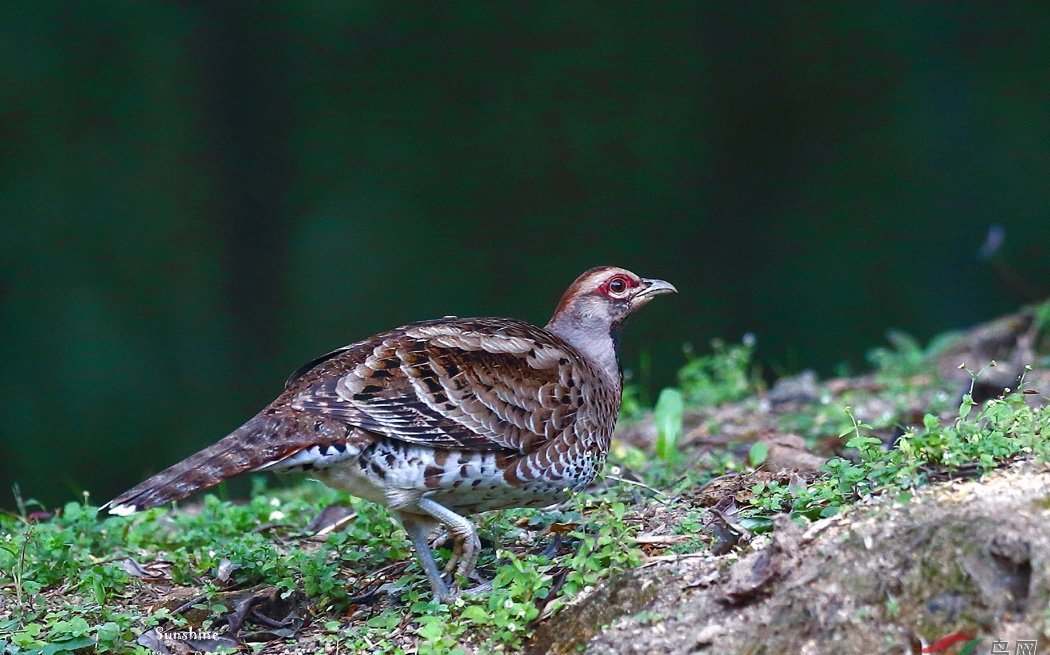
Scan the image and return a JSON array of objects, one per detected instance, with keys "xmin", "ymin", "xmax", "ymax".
[{"xmin": 545, "ymin": 313, "xmax": 622, "ymax": 390}]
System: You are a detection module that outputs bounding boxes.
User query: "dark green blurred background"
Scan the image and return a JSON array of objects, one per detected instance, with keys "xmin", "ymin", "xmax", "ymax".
[{"xmin": 2, "ymin": 2, "xmax": 1049, "ymax": 509}]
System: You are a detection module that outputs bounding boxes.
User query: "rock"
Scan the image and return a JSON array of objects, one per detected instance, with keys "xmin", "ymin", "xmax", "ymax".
[
  {"xmin": 527, "ymin": 567, "xmax": 672, "ymax": 655},
  {"xmin": 767, "ymin": 370, "xmax": 821, "ymax": 407},
  {"xmin": 764, "ymin": 433, "xmax": 827, "ymax": 472}
]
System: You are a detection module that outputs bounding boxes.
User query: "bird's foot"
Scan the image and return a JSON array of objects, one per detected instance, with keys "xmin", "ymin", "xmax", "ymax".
[
  {"xmin": 412, "ymin": 497, "xmax": 485, "ymax": 603},
  {"xmin": 430, "ymin": 578, "xmax": 456, "ymax": 603},
  {"xmin": 434, "ymin": 569, "xmax": 491, "ymax": 601},
  {"xmin": 460, "ymin": 571, "xmax": 493, "ymax": 597}
]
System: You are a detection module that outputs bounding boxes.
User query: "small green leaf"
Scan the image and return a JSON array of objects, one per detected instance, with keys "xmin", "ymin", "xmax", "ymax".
[
  {"xmin": 738, "ymin": 516, "xmax": 773, "ymax": 533},
  {"xmin": 958, "ymin": 394, "xmax": 974, "ymax": 421},
  {"xmin": 12, "ymin": 623, "xmax": 44, "ymax": 649},
  {"xmin": 95, "ymin": 622, "xmax": 121, "ymax": 646},
  {"xmin": 748, "ymin": 442, "xmax": 768, "ymax": 467},
  {"xmin": 417, "ymin": 621, "xmax": 444, "ymax": 642},
  {"xmin": 653, "ymin": 388, "xmax": 684, "ymax": 462},
  {"xmin": 42, "ymin": 637, "xmax": 96, "ymax": 655}
]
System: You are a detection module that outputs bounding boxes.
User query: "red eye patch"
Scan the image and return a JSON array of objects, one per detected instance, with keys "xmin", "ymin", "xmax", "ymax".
[{"xmin": 598, "ymin": 275, "xmax": 639, "ymax": 295}]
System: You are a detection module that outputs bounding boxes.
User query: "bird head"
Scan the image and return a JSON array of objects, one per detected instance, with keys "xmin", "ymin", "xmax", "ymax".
[{"xmin": 546, "ymin": 266, "xmax": 676, "ymax": 368}]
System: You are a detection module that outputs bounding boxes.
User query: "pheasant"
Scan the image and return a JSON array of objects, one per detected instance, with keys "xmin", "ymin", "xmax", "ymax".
[{"xmin": 106, "ymin": 266, "xmax": 676, "ymax": 600}]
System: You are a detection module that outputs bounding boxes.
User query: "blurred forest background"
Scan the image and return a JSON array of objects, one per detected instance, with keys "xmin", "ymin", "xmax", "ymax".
[{"xmin": 2, "ymin": 2, "xmax": 1049, "ymax": 509}]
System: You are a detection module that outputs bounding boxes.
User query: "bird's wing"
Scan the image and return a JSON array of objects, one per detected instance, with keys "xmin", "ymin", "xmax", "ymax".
[{"xmin": 288, "ymin": 319, "xmax": 587, "ymax": 452}]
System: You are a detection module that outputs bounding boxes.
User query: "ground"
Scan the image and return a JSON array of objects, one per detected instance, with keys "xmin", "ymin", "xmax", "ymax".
[
  {"xmin": 1, "ymin": 304, "xmax": 1049, "ymax": 654},
  {"xmin": 533, "ymin": 460, "xmax": 1050, "ymax": 655}
]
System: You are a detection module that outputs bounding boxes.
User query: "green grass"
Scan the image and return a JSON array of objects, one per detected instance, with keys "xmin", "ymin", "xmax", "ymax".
[
  {"xmin": 0, "ymin": 479, "xmax": 645, "ymax": 655},
  {"xmin": 745, "ymin": 369, "xmax": 1050, "ymax": 527}
]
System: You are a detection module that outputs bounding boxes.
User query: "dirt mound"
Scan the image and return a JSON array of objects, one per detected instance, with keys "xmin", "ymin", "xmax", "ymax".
[{"xmin": 531, "ymin": 462, "xmax": 1050, "ymax": 654}]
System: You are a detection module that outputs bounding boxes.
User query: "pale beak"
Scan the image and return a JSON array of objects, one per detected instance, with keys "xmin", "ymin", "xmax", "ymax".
[{"xmin": 637, "ymin": 278, "xmax": 678, "ymax": 298}]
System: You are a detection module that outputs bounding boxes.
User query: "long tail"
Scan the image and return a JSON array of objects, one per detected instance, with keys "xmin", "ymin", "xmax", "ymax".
[{"xmin": 104, "ymin": 414, "xmax": 300, "ymax": 516}]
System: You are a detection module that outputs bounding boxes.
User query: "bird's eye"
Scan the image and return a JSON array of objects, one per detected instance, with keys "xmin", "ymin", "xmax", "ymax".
[{"xmin": 608, "ymin": 277, "xmax": 628, "ymax": 294}]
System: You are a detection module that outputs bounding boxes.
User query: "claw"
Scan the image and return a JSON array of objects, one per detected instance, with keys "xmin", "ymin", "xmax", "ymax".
[
  {"xmin": 462, "ymin": 570, "xmax": 492, "ymax": 596},
  {"xmin": 432, "ymin": 580, "xmax": 456, "ymax": 603},
  {"xmin": 462, "ymin": 579, "xmax": 493, "ymax": 597},
  {"xmin": 430, "ymin": 528, "xmax": 450, "ymax": 550},
  {"xmin": 453, "ymin": 529, "xmax": 481, "ymax": 580},
  {"xmin": 442, "ymin": 535, "xmax": 463, "ymax": 574}
]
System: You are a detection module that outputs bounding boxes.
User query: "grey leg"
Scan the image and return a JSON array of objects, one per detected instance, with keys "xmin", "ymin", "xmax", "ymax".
[{"xmin": 398, "ymin": 513, "xmax": 452, "ymax": 602}]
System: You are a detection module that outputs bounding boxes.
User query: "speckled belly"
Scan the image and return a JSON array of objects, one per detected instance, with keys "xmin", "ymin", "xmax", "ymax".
[{"xmin": 309, "ymin": 438, "xmax": 602, "ymax": 514}]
